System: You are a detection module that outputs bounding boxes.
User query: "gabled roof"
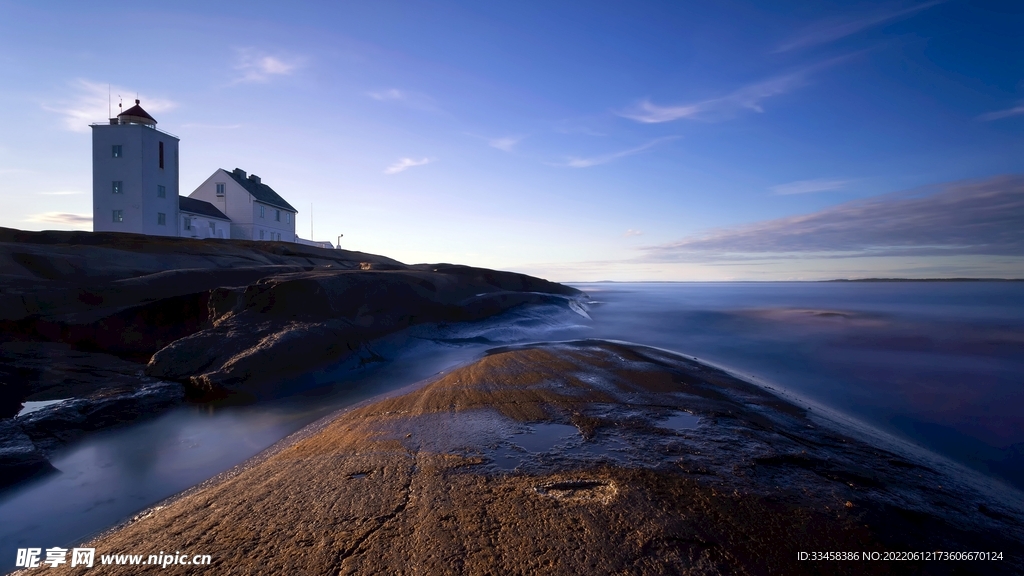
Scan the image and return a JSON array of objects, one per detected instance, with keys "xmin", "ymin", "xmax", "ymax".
[
  {"xmin": 179, "ymin": 196, "xmax": 230, "ymax": 220},
  {"xmin": 225, "ymin": 169, "xmax": 297, "ymax": 212}
]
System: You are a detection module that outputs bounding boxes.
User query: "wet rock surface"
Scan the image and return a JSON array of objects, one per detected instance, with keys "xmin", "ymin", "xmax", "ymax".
[
  {"xmin": 0, "ymin": 228, "xmax": 581, "ymax": 489},
  {"xmin": 62, "ymin": 340, "xmax": 1024, "ymax": 575}
]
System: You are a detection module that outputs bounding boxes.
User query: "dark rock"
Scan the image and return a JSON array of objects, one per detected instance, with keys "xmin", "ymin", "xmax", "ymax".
[
  {"xmin": 147, "ymin": 269, "xmax": 584, "ymax": 399},
  {"xmin": 17, "ymin": 380, "xmax": 184, "ymax": 454},
  {"xmin": 0, "ymin": 418, "xmax": 55, "ymax": 490}
]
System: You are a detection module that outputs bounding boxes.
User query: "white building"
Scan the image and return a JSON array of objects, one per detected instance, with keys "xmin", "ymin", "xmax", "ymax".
[
  {"xmin": 179, "ymin": 196, "xmax": 230, "ymax": 239},
  {"xmin": 189, "ymin": 168, "xmax": 297, "ymax": 242},
  {"xmin": 90, "ymin": 102, "xmax": 308, "ymax": 244},
  {"xmin": 91, "ymin": 100, "xmax": 180, "ymax": 236}
]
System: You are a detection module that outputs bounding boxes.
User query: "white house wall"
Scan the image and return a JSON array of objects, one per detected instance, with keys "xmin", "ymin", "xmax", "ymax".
[
  {"xmin": 189, "ymin": 169, "xmax": 296, "ymax": 242},
  {"xmin": 179, "ymin": 213, "xmax": 229, "ymax": 239},
  {"xmin": 250, "ymin": 200, "xmax": 295, "ymax": 242},
  {"xmin": 92, "ymin": 124, "xmax": 179, "ymax": 236}
]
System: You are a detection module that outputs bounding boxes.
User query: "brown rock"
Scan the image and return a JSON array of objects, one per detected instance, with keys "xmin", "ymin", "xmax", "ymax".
[{"xmin": 65, "ymin": 341, "xmax": 1024, "ymax": 575}]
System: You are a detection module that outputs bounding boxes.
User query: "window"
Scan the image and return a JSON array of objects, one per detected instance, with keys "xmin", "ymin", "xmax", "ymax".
[
  {"xmin": 112, "ymin": 210, "xmax": 123, "ymax": 222},
  {"xmin": 157, "ymin": 185, "xmax": 166, "ymax": 198},
  {"xmin": 259, "ymin": 205, "xmax": 265, "ymax": 218},
  {"xmin": 209, "ymin": 221, "xmax": 216, "ymax": 232},
  {"xmin": 157, "ymin": 212, "xmax": 166, "ymax": 225},
  {"xmin": 112, "ymin": 181, "xmax": 123, "ymax": 194},
  {"xmin": 275, "ymin": 209, "xmax": 281, "ymax": 222},
  {"xmin": 159, "ymin": 141, "xmax": 164, "ymax": 169},
  {"xmin": 112, "ymin": 145, "xmax": 122, "ymax": 158},
  {"xmin": 184, "ymin": 216, "xmax": 192, "ymax": 230},
  {"xmin": 259, "ymin": 229, "xmax": 265, "ymax": 239},
  {"xmin": 215, "ymin": 183, "xmax": 225, "ymax": 197},
  {"xmin": 285, "ymin": 212, "xmax": 290, "ymax": 224}
]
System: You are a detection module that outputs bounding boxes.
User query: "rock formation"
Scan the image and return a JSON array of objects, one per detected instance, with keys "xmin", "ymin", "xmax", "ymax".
[
  {"xmin": 0, "ymin": 228, "xmax": 581, "ymax": 488},
  {"xmin": 62, "ymin": 341, "xmax": 1024, "ymax": 575}
]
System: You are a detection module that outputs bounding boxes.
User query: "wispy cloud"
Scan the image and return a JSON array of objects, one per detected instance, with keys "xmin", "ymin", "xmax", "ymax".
[
  {"xmin": 619, "ymin": 72, "xmax": 805, "ymax": 124},
  {"xmin": 180, "ymin": 123, "xmax": 243, "ymax": 130},
  {"xmin": 560, "ymin": 137, "xmax": 677, "ymax": 168},
  {"xmin": 775, "ymin": 1, "xmax": 945, "ymax": 53},
  {"xmin": 641, "ymin": 175, "xmax": 1024, "ymax": 261},
  {"xmin": 384, "ymin": 157, "xmax": 432, "ymax": 175},
  {"xmin": 233, "ymin": 49, "xmax": 304, "ymax": 84},
  {"xmin": 26, "ymin": 212, "xmax": 91, "ymax": 225},
  {"xmin": 37, "ymin": 190, "xmax": 84, "ymax": 196},
  {"xmin": 623, "ymin": 229, "xmax": 644, "ymax": 237},
  {"xmin": 368, "ymin": 89, "xmax": 440, "ymax": 112},
  {"xmin": 489, "ymin": 136, "xmax": 523, "ymax": 152},
  {"xmin": 770, "ymin": 178, "xmax": 849, "ymax": 195},
  {"xmin": 44, "ymin": 79, "xmax": 176, "ymax": 133},
  {"xmin": 978, "ymin": 103, "xmax": 1024, "ymax": 122}
]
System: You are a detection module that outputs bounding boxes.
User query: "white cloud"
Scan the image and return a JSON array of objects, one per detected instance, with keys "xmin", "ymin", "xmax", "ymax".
[
  {"xmin": 978, "ymin": 103, "xmax": 1024, "ymax": 122},
  {"xmin": 234, "ymin": 49, "xmax": 304, "ymax": 84},
  {"xmin": 367, "ymin": 89, "xmax": 440, "ymax": 112},
  {"xmin": 618, "ymin": 72, "xmax": 805, "ymax": 124},
  {"xmin": 180, "ymin": 123, "xmax": 243, "ymax": 130},
  {"xmin": 624, "ymin": 229, "xmax": 644, "ymax": 237},
  {"xmin": 368, "ymin": 89, "xmax": 405, "ymax": 101},
  {"xmin": 770, "ymin": 178, "xmax": 849, "ymax": 195},
  {"xmin": 561, "ymin": 137, "xmax": 677, "ymax": 168},
  {"xmin": 775, "ymin": 1, "xmax": 946, "ymax": 53},
  {"xmin": 26, "ymin": 212, "xmax": 91, "ymax": 225},
  {"xmin": 384, "ymin": 157, "xmax": 432, "ymax": 175},
  {"xmin": 489, "ymin": 136, "xmax": 523, "ymax": 152},
  {"xmin": 641, "ymin": 175, "xmax": 1024, "ymax": 262},
  {"xmin": 44, "ymin": 79, "xmax": 177, "ymax": 133}
]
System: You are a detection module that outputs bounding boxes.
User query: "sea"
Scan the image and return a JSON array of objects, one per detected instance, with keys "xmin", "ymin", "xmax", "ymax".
[{"xmin": 2, "ymin": 281, "xmax": 1022, "ymax": 572}]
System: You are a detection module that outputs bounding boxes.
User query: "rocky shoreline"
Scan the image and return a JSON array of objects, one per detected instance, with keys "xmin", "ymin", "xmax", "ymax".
[
  {"xmin": 0, "ymin": 228, "xmax": 582, "ymax": 489},
  {"xmin": 43, "ymin": 340, "xmax": 1024, "ymax": 575}
]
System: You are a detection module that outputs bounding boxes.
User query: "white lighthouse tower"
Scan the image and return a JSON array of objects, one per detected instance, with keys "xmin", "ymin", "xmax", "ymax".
[{"xmin": 90, "ymin": 100, "xmax": 179, "ymax": 236}]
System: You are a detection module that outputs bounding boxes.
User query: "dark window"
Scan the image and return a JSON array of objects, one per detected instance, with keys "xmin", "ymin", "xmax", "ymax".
[
  {"xmin": 112, "ymin": 181, "xmax": 122, "ymax": 194},
  {"xmin": 159, "ymin": 141, "xmax": 164, "ymax": 169},
  {"xmin": 259, "ymin": 229, "xmax": 265, "ymax": 240},
  {"xmin": 157, "ymin": 185, "xmax": 166, "ymax": 198},
  {"xmin": 157, "ymin": 213, "xmax": 166, "ymax": 225},
  {"xmin": 112, "ymin": 145, "xmax": 122, "ymax": 158},
  {"xmin": 184, "ymin": 216, "xmax": 192, "ymax": 230},
  {"xmin": 275, "ymin": 209, "xmax": 281, "ymax": 222},
  {"xmin": 216, "ymin": 183, "xmax": 225, "ymax": 197},
  {"xmin": 259, "ymin": 205, "xmax": 265, "ymax": 218},
  {"xmin": 112, "ymin": 210, "xmax": 123, "ymax": 222}
]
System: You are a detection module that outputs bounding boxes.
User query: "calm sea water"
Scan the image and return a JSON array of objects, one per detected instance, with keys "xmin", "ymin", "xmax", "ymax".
[
  {"xmin": 1, "ymin": 281, "xmax": 1022, "ymax": 571},
  {"xmin": 574, "ymin": 281, "xmax": 1024, "ymax": 489}
]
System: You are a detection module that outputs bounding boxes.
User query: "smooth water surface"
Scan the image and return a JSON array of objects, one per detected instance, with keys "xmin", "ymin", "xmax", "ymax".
[{"xmin": 573, "ymin": 281, "xmax": 1024, "ymax": 489}]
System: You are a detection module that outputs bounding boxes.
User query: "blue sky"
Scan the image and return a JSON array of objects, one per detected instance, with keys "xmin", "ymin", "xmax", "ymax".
[{"xmin": 1, "ymin": 0, "xmax": 1022, "ymax": 280}]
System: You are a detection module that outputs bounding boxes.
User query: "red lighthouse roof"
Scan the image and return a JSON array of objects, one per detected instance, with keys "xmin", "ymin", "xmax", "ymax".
[{"xmin": 117, "ymin": 99, "xmax": 157, "ymax": 125}]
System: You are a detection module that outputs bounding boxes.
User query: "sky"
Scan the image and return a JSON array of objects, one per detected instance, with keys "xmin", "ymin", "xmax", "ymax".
[{"xmin": 0, "ymin": 0, "xmax": 1022, "ymax": 281}]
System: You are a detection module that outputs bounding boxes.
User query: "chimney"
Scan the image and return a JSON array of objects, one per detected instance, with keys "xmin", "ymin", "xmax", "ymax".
[
  {"xmin": 248, "ymin": 174, "xmax": 261, "ymax": 185},
  {"xmin": 233, "ymin": 168, "xmax": 246, "ymax": 179}
]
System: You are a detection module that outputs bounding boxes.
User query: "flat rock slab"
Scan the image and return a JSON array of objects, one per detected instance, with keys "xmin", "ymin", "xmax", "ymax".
[{"xmin": 50, "ymin": 341, "xmax": 1024, "ymax": 575}]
